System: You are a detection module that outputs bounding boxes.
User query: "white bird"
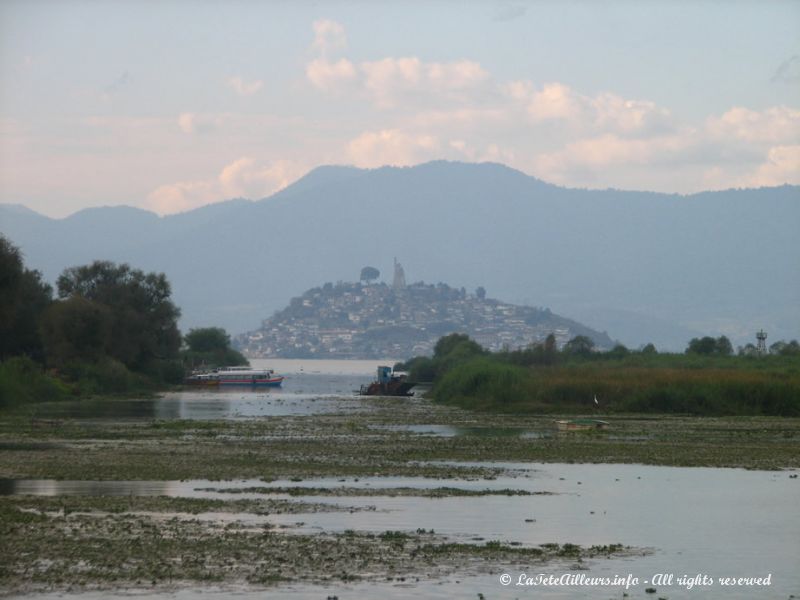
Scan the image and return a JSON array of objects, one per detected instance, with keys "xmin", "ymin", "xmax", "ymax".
[{"xmin": 594, "ymin": 395, "xmax": 599, "ymax": 406}]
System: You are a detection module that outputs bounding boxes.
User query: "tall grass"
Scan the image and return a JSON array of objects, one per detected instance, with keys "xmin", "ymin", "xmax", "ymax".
[
  {"xmin": 0, "ymin": 357, "xmax": 70, "ymax": 410},
  {"xmin": 432, "ymin": 355, "xmax": 800, "ymax": 416}
]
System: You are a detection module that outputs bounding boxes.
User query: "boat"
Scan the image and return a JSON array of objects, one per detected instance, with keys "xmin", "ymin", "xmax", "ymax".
[
  {"xmin": 554, "ymin": 418, "xmax": 609, "ymax": 431},
  {"xmin": 185, "ymin": 366, "xmax": 284, "ymax": 387},
  {"xmin": 359, "ymin": 366, "xmax": 416, "ymax": 397}
]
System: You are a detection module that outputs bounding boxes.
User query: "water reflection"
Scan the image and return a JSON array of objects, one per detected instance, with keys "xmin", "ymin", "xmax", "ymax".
[
  {"xmin": 25, "ymin": 372, "xmax": 370, "ymax": 421},
  {"xmin": 375, "ymin": 424, "xmax": 552, "ymax": 438},
  {"xmin": 3, "ymin": 464, "xmax": 799, "ymax": 599}
]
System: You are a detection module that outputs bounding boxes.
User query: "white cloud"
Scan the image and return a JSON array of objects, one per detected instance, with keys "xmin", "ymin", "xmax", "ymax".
[
  {"xmin": 738, "ymin": 145, "xmax": 800, "ymax": 188},
  {"xmin": 361, "ymin": 57, "xmax": 489, "ymax": 108},
  {"xmin": 177, "ymin": 112, "xmax": 222, "ymax": 134},
  {"xmin": 347, "ymin": 129, "xmax": 440, "ymax": 168},
  {"xmin": 311, "ymin": 19, "xmax": 348, "ymax": 57},
  {"xmin": 145, "ymin": 157, "xmax": 307, "ymax": 215},
  {"xmin": 306, "ymin": 21, "xmax": 489, "ymax": 108},
  {"xmin": 305, "ymin": 58, "xmax": 358, "ymax": 92},
  {"xmin": 227, "ymin": 76, "xmax": 264, "ymax": 96},
  {"xmin": 706, "ymin": 106, "xmax": 800, "ymax": 144}
]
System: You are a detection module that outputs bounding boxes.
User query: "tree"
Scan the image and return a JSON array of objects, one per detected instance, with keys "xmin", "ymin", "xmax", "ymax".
[
  {"xmin": 0, "ymin": 235, "xmax": 52, "ymax": 361},
  {"xmin": 183, "ymin": 327, "xmax": 248, "ymax": 368},
  {"xmin": 738, "ymin": 343, "xmax": 758, "ymax": 357},
  {"xmin": 359, "ymin": 266, "xmax": 380, "ymax": 283},
  {"xmin": 563, "ymin": 335, "xmax": 595, "ymax": 356},
  {"xmin": 55, "ymin": 261, "xmax": 181, "ymax": 369},
  {"xmin": 778, "ymin": 340, "xmax": 800, "ymax": 356},
  {"xmin": 715, "ymin": 336, "xmax": 733, "ymax": 356},
  {"xmin": 434, "ymin": 333, "xmax": 484, "ymax": 359},
  {"xmin": 185, "ymin": 327, "xmax": 231, "ymax": 353},
  {"xmin": 686, "ymin": 336, "xmax": 717, "ymax": 355},
  {"xmin": 641, "ymin": 343, "xmax": 658, "ymax": 355},
  {"xmin": 40, "ymin": 296, "xmax": 113, "ymax": 367},
  {"xmin": 607, "ymin": 343, "xmax": 630, "ymax": 359},
  {"xmin": 475, "ymin": 286, "xmax": 486, "ymax": 300},
  {"xmin": 686, "ymin": 335, "xmax": 733, "ymax": 356}
]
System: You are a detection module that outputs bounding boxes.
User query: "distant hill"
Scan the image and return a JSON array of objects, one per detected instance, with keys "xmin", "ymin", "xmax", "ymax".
[
  {"xmin": 236, "ymin": 279, "xmax": 615, "ymax": 359},
  {"xmin": 2, "ymin": 161, "xmax": 798, "ymax": 351}
]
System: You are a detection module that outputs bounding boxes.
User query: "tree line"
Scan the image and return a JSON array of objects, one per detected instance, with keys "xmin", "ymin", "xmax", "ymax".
[
  {"xmin": 0, "ymin": 235, "xmax": 244, "ymax": 407},
  {"xmin": 397, "ymin": 332, "xmax": 800, "ymax": 417}
]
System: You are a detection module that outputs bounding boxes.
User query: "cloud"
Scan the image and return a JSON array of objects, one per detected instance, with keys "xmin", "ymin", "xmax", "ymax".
[
  {"xmin": 177, "ymin": 112, "xmax": 221, "ymax": 134},
  {"xmin": 738, "ymin": 145, "xmax": 800, "ymax": 188},
  {"xmin": 347, "ymin": 129, "xmax": 440, "ymax": 168},
  {"xmin": 227, "ymin": 76, "xmax": 264, "ymax": 96},
  {"xmin": 305, "ymin": 21, "xmax": 490, "ymax": 108},
  {"xmin": 771, "ymin": 55, "xmax": 800, "ymax": 84},
  {"xmin": 706, "ymin": 106, "xmax": 800, "ymax": 144},
  {"xmin": 305, "ymin": 58, "xmax": 358, "ymax": 92},
  {"xmin": 145, "ymin": 158, "xmax": 307, "ymax": 214},
  {"xmin": 360, "ymin": 57, "xmax": 489, "ymax": 108},
  {"xmin": 311, "ymin": 19, "xmax": 348, "ymax": 57}
]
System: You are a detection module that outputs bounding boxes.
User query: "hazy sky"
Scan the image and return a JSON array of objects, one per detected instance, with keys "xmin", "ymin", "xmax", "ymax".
[{"xmin": 1, "ymin": 0, "xmax": 798, "ymax": 217}]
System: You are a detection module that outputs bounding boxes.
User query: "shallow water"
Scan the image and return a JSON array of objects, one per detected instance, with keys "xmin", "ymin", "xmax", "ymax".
[
  {"xmin": 4, "ymin": 463, "xmax": 799, "ymax": 599},
  {"xmin": 5, "ymin": 364, "xmax": 799, "ymax": 598},
  {"xmin": 24, "ymin": 367, "xmax": 381, "ymax": 420},
  {"xmin": 374, "ymin": 423, "xmax": 552, "ymax": 438}
]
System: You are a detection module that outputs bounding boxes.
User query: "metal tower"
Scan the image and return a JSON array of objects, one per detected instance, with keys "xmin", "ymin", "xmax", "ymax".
[{"xmin": 756, "ymin": 329, "xmax": 768, "ymax": 355}]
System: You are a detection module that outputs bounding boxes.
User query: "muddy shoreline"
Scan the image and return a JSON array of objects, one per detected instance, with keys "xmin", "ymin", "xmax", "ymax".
[{"xmin": 1, "ymin": 393, "xmax": 798, "ymax": 594}]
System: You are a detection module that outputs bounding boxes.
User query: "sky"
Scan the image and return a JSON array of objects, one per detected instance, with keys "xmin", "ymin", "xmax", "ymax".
[{"xmin": 1, "ymin": 0, "xmax": 798, "ymax": 218}]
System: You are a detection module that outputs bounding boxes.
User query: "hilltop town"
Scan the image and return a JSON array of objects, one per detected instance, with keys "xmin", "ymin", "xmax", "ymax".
[{"xmin": 235, "ymin": 262, "xmax": 614, "ymax": 359}]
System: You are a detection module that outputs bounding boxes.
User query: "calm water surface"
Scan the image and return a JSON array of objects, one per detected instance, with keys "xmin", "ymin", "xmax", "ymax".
[
  {"xmin": 6, "ymin": 364, "xmax": 799, "ymax": 598},
  {"xmin": 4, "ymin": 464, "xmax": 798, "ymax": 599}
]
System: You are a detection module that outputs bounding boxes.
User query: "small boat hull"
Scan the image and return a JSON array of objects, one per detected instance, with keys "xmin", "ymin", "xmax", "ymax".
[
  {"xmin": 555, "ymin": 419, "xmax": 609, "ymax": 431},
  {"xmin": 219, "ymin": 377, "xmax": 284, "ymax": 387}
]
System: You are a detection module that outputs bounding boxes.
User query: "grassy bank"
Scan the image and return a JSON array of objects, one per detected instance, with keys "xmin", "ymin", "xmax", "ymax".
[
  {"xmin": 434, "ymin": 356, "xmax": 800, "ymax": 416},
  {"xmin": 401, "ymin": 335, "xmax": 800, "ymax": 416}
]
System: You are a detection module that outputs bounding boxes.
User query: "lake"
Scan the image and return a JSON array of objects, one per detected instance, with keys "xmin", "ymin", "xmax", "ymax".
[{"xmin": 4, "ymin": 362, "xmax": 799, "ymax": 599}]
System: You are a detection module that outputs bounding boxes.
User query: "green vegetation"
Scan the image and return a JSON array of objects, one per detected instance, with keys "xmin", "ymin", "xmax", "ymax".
[
  {"xmin": 181, "ymin": 326, "xmax": 248, "ymax": 370},
  {"xmin": 0, "ymin": 357, "xmax": 70, "ymax": 410},
  {"xmin": 0, "ymin": 235, "xmax": 238, "ymax": 407},
  {"xmin": 403, "ymin": 333, "xmax": 800, "ymax": 416}
]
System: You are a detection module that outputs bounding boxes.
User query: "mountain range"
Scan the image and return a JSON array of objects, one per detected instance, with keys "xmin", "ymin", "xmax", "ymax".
[{"xmin": 2, "ymin": 161, "xmax": 798, "ymax": 351}]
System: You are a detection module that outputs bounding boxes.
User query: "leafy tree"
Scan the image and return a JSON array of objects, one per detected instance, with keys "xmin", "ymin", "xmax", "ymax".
[
  {"xmin": 715, "ymin": 335, "xmax": 733, "ymax": 356},
  {"xmin": 686, "ymin": 336, "xmax": 717, "ymax": 355},
  {"xmin": 607, "ymin": 344, "xmax": 630, "ymax": 359},
  {"xmin": 185, "ymin": 327, "xmax": 231, "ymax": 353},
  {"xmin": 359, "ymin": 266, "xmax": 380, "ymax": 283},
  {"xmin": 0, "ymin": 235, "xmax": 52, "ymax": 361},
  {"xmin": 40, "ymin": 296, "xmax": 113, "ymax": 367},
  {"xmin": 686, "ymin": 335, "xmax": 733, "ymax": 356},
  {"xmin": 641, "ymin": 343, "xmax": 658, "ymax": 355},
  {"xmin": 434, "ymin": 333, "xmax": 484, "ymax": 359},
  {"xmin": 738, "ymin": 343, "xmax": 758, "ymax": 357},
  {"xmin": 543, "ymin": 333, "xmax": 558, "ymax": 364},
  {"xmin": 183, "ymin": 327, "xmax": 247, "ymax": 368},
  {"xmin": 475, "ymin": 286, "xmax": 486, "ymax": 300},
  {"xmin": 55, "ymin": 261, "xmax": 181, "ymax": 369},
  {"xmin": 769, "ymin": 340, "xmax": 800, "ymax": 356},
  {"xmin": 563, "ymin": 335, "xmax": 595, "ymax": 356}
]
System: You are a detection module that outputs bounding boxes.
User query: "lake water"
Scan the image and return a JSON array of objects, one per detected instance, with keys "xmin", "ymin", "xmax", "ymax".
[
  {"xmin": 6, "ymin": 363, "xmax": 799, "ymax": 599},
  {"xmin": 27, "ymin": 359, "xmax": 395, "ymax": 420}
]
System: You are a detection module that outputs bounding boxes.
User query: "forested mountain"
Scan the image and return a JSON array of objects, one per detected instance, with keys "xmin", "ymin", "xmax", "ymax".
[{"xmin": 2, "ymin": 161, "xmax": 798, "ymax": 350}]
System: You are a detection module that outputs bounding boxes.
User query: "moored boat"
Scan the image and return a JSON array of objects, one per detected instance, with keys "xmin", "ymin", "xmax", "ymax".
[
  {"xmin": 554, "ymin": 418, "xmax": 609, "ymax": 431},
  {"xmin": 185, "ymin": 366, "xmax": 284, "ymax": 387}
]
